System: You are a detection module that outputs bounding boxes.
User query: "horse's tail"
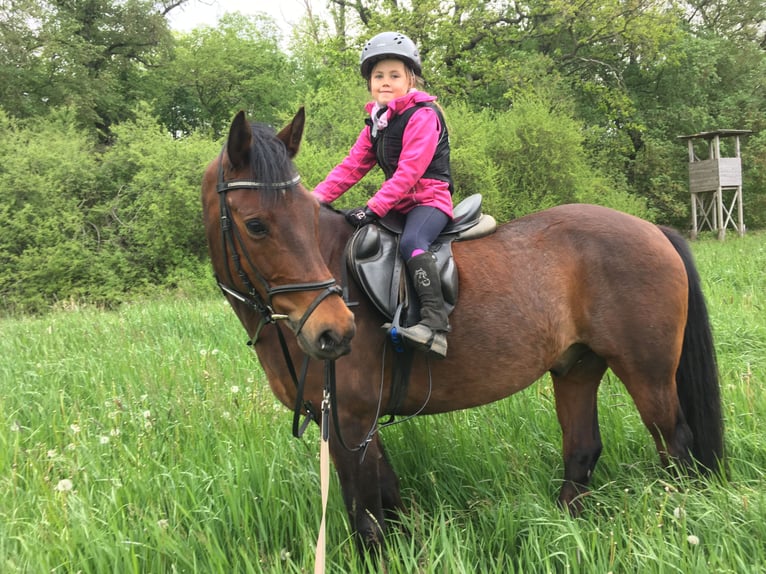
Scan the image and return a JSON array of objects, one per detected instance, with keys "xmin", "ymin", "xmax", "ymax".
[{"xmin": 659, "ymin": 226, "xmax": 724, "ymax": 473}]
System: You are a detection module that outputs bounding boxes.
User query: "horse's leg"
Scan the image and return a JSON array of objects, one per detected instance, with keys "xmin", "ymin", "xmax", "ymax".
[
  {"xmin": 614, "ymin": 362, "xmax": 695, "ymax": 469},
  {"xmin": 375, "ymin": 435, "xmax": 405, "ymax": 522},
  {"xmin": 551, "ymin": 350, "xmax": 607, "ymax": 515},
  {"xmin": 329, "ymin": 423, "xmax": 391, "ymax": 552}
]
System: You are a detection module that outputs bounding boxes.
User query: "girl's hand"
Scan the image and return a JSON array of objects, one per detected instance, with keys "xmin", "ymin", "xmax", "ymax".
[{"xmin": 345, "ymin": 206, "xmax": 378, "ymax": 228}]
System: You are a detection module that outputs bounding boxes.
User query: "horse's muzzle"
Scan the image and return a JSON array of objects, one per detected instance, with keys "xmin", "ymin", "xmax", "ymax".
[{"xmin": 299, "ymin": 321, "xmax": 354, "ymax": 360}]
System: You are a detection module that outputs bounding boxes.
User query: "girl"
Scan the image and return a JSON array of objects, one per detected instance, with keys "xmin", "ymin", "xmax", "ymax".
[{"xmin": 312, "ymin": 31, "xmax": 454, "ymax": 358}]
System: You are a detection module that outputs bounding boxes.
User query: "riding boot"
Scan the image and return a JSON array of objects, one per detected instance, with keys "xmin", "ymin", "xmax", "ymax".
[{"xmin": 397, "ymin": 251, "xmax": 450, "ymax": 358}]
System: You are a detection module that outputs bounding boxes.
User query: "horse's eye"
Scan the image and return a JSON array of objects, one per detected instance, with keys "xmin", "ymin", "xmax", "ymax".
[{"xmin": 245, "ymin": 219, "xmax": 268, "ymax": 238}]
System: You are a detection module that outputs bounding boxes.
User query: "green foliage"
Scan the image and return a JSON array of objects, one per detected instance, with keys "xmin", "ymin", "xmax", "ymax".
[
  {"xmin": 0, "ymin": 109, "xmax": 109, "ymax": 312},
  {"xmin": 98, "ymin": 105, "xmax": 218, "ymax": 283},
  {"xmin": 446, "ymin": 98, "xmax": 650, "ymax": 222},
  {"xmin": 149, "ymin": 13, "xmax": 296, "ymax": 138},
  {"xmin": 743, "ymin": 131, "xmax": 766, "ymax": 229},
  {"xmin": 0, "ymin": 0, "xmax": 173, "ymax": 135},
  {"xmin": 0, "ymin": 106, "xmax": 218, "ymax": 314}
]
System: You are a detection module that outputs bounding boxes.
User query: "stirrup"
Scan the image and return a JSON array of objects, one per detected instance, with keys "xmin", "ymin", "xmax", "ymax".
[
  {"xmin": 397, "ymin": 324, "xmax": 448, "ymax": 359},
  {"xmin": 382, "ymin": 303, "xmax": 447, "ymax": 359}
]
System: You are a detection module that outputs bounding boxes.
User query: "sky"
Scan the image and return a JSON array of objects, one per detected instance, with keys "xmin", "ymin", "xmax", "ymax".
[{"xmin": 167, "ymin": 0, "xmax": 318, "ymax": 34}]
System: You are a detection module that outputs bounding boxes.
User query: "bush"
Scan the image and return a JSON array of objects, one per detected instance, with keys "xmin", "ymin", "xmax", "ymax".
[
  {"xmin": 0, "ymin": 106, "xmax": 221, "ymax": 315},
  {"xmin": 0, "ymin": 109, "xmax": 113, "ymax": 313},
  {"xmin": 449, "ymin": 97, "xmax": 651, "ymax": 222},
  {"xmin": 98, "ymin": 108, "xmax": 219, "ymax": 285}
]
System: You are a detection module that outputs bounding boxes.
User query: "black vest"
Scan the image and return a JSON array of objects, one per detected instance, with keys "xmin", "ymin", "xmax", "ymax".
[{"xmin": 367, "ymin": 102, "xmax": 454, "ymax": 194}]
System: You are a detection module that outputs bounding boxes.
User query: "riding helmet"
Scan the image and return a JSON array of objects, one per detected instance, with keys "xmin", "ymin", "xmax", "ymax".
[{"xmin": 359, "ymin": 32, "xmax": 421, "ymax": 79}]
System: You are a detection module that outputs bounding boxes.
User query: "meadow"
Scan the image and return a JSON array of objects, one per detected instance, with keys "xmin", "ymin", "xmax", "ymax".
[{"xmin": 1, "ymin": 231, "xmax": 764, "ymax": 573}]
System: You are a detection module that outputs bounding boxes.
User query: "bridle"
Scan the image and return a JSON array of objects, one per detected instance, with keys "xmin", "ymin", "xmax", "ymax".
[
  {"xmin": 214, "ymin": 149, "xmax": 342, "ymax": 345},
  {"xmin": 215, "ymin": 147, "xmax": 346, "ymax": 440},
  {"xmin": 214, "ymin": 144, "xmax": 423, "ymax": 455}
]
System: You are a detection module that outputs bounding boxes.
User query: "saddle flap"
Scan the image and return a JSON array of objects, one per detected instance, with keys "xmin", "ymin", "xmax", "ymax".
[
  {"xmin": 346, "ymin": 225, "xmax": 403, "ymax": 319},
  {"xmin": 347, "ymin": 225, "xmax": 458, "ymax": 322}
]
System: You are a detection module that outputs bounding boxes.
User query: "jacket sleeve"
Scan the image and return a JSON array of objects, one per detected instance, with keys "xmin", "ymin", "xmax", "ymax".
[
  {"xmin": 367, "ymin": 107, "xmax": 441, "ymax": 217},
  {"xmin": 312, "ymin": 127, "xmax": 377, "ymax": 204}
]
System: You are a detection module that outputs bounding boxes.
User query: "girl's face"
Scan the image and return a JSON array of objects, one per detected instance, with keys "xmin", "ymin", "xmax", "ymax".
[{"xmin": 369, "ymin": 59, "xmax": 414, "ymax": 106}]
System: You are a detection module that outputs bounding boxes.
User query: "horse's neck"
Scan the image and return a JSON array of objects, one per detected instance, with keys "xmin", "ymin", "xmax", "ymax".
[{"xmin": 319, "ymin": 207, "xmax": 352, "ymax": 272}]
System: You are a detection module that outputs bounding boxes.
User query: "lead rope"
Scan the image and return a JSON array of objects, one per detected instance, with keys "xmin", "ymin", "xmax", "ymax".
[
  {"xmin": 314, "ymin": 363, "xmax": 333, "ymax": 574},
  {"xmin": 312, "ymin": 347, "xmax": 433, "ymax": 573}
]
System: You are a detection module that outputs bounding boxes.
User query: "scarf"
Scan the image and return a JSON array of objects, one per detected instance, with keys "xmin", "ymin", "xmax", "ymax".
[{"xmin": 369, "ymin": 104, "xmax": 389, "ymax": 138}]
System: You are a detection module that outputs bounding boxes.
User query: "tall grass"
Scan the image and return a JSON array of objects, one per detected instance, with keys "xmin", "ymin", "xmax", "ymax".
[{"xmin": 1, "ymin": 233, "xmax": 765, "ymax": 573}]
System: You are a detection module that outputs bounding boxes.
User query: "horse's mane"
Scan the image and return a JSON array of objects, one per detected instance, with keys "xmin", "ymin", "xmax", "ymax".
[{"xmin": 247, "ymin": 122, "xmax": 299, "ymax": 191}]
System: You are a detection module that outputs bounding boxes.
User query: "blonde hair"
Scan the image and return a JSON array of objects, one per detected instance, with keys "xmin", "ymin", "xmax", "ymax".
[{"xmin": 366, "ymin": 58, "xmax": 424, "ymax": 92}]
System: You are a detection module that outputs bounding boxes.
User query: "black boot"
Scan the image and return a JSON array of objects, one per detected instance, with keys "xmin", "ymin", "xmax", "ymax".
[{"xmin": 397, "ymin": 252, "xmax": 449, "ymax": 358}]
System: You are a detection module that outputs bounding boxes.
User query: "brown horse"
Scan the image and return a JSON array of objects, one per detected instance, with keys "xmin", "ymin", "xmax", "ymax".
[{"xmin": 202, "ymin": 109, "xmax": 724, "ymax": 552}]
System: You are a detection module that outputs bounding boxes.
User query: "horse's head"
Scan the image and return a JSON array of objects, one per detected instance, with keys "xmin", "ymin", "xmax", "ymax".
[{"xmin": 202, "ymin": 109, "xmax": 355, "ymax": 360}]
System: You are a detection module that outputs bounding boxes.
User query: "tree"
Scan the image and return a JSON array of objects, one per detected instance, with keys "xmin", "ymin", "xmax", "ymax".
[
  {"xmin": 149, "ymin": 12, "xmax": 296, "ymax": 138},
  {"xmin": 0, "ymin": 0, "xmax": 176, "ymax": 136}
]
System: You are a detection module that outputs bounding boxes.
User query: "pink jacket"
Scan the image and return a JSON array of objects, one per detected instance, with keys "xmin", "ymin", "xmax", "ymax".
[{"xmin": 312, "ymin": 90, "xmax": 454, "ymax": 219}]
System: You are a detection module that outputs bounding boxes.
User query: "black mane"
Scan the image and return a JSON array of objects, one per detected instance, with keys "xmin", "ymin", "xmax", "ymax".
[{"xmin": 247, "ymin": 122, "xmax": 298, "ymax": 189}]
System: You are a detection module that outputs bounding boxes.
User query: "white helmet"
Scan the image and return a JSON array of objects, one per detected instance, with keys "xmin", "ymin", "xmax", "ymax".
[{"xmin": 359, "ymin": 32, "xmax": 422, "ymax": 79}]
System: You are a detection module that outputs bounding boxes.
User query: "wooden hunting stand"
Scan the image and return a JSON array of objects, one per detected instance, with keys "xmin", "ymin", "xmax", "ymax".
[{"xmin": 678, "ymin": 129, "xmax": 751, "ymax": 240}]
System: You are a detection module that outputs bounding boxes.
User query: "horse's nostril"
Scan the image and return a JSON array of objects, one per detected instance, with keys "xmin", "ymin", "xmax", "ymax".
[
  {"xmin": 316, "ymin": 330, "xmax": 352, "ymax": 358},
  {"xmin": 319, "ymin": 331, "xmax": 336, "ymax": 352}
]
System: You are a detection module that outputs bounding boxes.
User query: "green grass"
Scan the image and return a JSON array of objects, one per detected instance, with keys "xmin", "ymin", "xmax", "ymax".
[{"xmin": 1, "ymin": 232, "xmax": 765, "ymax": 573}]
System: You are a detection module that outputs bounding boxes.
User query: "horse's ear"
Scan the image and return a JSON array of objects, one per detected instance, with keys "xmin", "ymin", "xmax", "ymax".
[
  {"xmin": 226, "ymin": 110, "xmax": 252, "ymax": 169},
  {"xmin": 276, "ymin": 107, "xmax": 305, "ymax": 158}
]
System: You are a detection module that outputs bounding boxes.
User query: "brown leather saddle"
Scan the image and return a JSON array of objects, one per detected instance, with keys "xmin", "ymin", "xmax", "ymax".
[{"xmin": 346, "ymin": 194, "xmax": 497, "ymax": 327}]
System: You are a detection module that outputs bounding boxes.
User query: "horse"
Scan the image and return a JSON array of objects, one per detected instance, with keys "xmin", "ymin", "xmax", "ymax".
[{"xmin": 201, "ymin": 109, "xmax": 724, "ymax": 552}]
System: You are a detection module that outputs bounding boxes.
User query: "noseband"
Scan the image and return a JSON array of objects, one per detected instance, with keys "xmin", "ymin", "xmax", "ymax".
[{"xmin": 215, "ymin": 152, "xmax": 342, "ymax": 343}]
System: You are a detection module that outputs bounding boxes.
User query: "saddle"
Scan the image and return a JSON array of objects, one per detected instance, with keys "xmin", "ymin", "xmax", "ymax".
[{"xmin": 346, "ymin": 194, "xmax": 497, "ymax": 327}]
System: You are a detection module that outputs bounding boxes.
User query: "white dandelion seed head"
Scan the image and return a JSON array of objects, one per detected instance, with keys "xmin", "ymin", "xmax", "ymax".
[
  {"xmin": 143, "ymin": 410, "xmax": 151, "ymax": 419},
  {"xmin": 110, "ymin": 428, "xmax": 121, "ymax": 437},
  {"xmin": 99, "ymin": 436, "xmax": 110, "ymax": 445},
  {"xmin": 55, "ymin": 479, "xmax": 74, "ymax": 492},
  {"xmin": 10, "ymin": 421, "xmax": 21, "ymax": 432},
  {"xmin": 230, "ymin": 385, "xmax": 240, "ymax": 394},
  {"xmin": 157, "ymin": 518, "xmax": 169, "ymax": 529},
  {"xmin": 199, "ymin": 349, "xmax": 208, "ymax": 356},
  {"xmin": 687, "ymin": 534, "xmax": 700, "ymax": 545},
  {"xmin": 673, "ymin": 507, "xmax": 685, "ymax": 520},
  {"xmin": 70, "ymin": 423, "xmax": 81, "ymax": 434},
  {"xmin": 47, "ymin": 449, "xmax": 57, "ymax": 458}
]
